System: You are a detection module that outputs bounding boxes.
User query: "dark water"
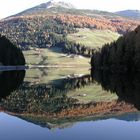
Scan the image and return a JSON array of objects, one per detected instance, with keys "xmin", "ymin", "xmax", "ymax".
[{"xmin": 0, "ymin": 69, "xmax": 140, "ymax": 140}]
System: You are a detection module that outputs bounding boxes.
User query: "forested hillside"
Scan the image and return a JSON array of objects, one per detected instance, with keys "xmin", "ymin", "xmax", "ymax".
[
  {"xmin": 91, "ymin": 25, "xmax": 140, "ymax": 72},
  {"xmin": 0, "ymin": 4, "xmax": 140, "ymax": 48},
  {"xmin": 1, "ymin": 13, "xmax": 139, "ymax": 56},
  {"xmin": 1, "ymin": 1, "xmax": 140, "ymax": 62}
]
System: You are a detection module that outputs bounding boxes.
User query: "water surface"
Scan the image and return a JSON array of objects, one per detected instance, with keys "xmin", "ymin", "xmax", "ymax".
[{"xmin": 0, "ymin": 68, "xmax": 140, "ymax": 140}]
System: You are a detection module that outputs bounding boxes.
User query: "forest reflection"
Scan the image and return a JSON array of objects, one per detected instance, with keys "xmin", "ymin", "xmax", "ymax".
[
  {"xmin": 0, "ymin": 73, "xmax": 92, "ymax": 113},
  {"xmin": 1, "ymin": 69, "xmax": 140, "ymax": 129},
  {"xmin": 91, "ymin": 69, "xmax": 140, "ymax": 110},
  {"xmin": 1, "ymin": 69, "xmax": 140, "ymax": 113},
  {"xmin": 0, "ymin": 70, "xmax": 25, "ymax": 99}
]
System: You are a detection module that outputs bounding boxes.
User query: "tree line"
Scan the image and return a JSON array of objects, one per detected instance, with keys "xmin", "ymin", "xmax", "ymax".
[
  {"xmin": 91, "ymin": 26, "xmax": 140, "ymax": 73},
  {"xmin": 0, "ymin": 17, "xmax": 94, "ymax": 57},
  {"xmin": 47, "ymin": 33, "xmax": 94, "ymax": 57},
  {"xmin": 0, "ymin": 35, "xmax": 25, "ymax": 65}
]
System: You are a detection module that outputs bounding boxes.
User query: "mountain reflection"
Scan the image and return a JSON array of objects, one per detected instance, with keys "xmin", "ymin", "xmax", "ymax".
[
  {"xmin": 1, "ymin": 69, "xmax": 140, "ymax": 129},
  {"xmin": 0, "ymin": 70, "xmax": 25, "ymax": 98},
  {"xmin": 1, "ymin": 74, "xmax": 92, "ymax": 113}
]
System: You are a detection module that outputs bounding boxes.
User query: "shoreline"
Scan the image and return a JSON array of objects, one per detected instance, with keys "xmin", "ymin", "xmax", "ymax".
[
  {"xmin": 29, "ymin": 65, "xmax": 90, "ymax": 69},
  {"xmin": 0, "ymin": 65, "xmax": 90, "ymax": 71}
]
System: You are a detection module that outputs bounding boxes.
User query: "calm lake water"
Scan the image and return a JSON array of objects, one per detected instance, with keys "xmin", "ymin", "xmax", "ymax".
[{"xmin": 0, "ymin": 68, "xmax": 140, "ymax": 140}]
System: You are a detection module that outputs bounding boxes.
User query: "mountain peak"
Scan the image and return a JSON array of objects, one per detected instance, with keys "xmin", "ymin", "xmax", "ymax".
[{"xmin": 42, "ymin": 0, "xmax": 76, "ymax": 9}]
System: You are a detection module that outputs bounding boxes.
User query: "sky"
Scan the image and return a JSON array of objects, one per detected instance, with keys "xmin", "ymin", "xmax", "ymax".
[{"xmin": 0, "ymin": 0, "xmax": 139, "ymax": 18}]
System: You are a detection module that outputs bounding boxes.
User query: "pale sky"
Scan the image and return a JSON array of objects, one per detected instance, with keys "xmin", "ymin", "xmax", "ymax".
[{"xmin": 0, "ymin": 0, "xmax": 139, "ymax": 18}]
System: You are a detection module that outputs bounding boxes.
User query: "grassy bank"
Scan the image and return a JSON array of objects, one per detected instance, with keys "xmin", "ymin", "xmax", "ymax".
[
  {"xmin": 23, "ymin": 47, "xmax": 90, "ymax": 67},
  {"xmin": 25, "ymin": 67, "xmax": 90, "ymax": 84}
]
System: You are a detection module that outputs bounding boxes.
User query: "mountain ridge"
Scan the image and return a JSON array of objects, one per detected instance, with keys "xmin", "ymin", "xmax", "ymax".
[
  {"xmin": 45, "ymin": 0, "xmax": 76, "ymax": 9},
  {"xmin": 11, "ymin": 0, "xmax": 77, "ymax": 17},
  {"xmin": 7, "ymin": 0, "xmax": 140, "ymax": 22},
  {"xmin": 1, "ymin": 0, "xmax": 140, "ymax": 53},
  {"xmin": 115, "ymin": 10, "xmax": 140, "ymax": 19},
  {"xmin": 4, "ymin": 0, "xmax": 121, "ymax": 19},
  {"xmin": 2, "ymin": 0, "xmax": 140, "ymax": 20}
]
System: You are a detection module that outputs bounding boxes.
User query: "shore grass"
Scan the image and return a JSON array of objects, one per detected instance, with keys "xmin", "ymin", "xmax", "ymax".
[
  {"xmin": 25, "ymin": 67, "xmax": 90, "ymax": 84},
  {"xmin": 23, "ymin": 47, "xmax": 90, "ymax": 67}
]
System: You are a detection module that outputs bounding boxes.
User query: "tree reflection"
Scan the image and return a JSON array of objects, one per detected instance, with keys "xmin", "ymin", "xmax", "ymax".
[
  {"xmin": 91, "ymin": 69, "xmax": 140, "ymax": 110},
  {"xmin": 1, "ymin": 74, "xmax": 92, "ymax": 113},
  {"xmin": 1, "ymin": 70, "xmax": 140, "ymax": 129},
  {"xmin": 0, "ymin": 70, "xmax": 25, "ymax": 98}
]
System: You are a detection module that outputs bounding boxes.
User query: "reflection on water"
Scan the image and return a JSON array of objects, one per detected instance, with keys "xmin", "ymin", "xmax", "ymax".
[
  {"xmin": 91, "ymin": 69, "xmax": 140, "ymax": 110},
  {"xmin": 0, "ymin": 70, "xmax": 25, "ymax": 98},
  {"xmin": 2, "ymin": 112, "xmax": 140, "ymax": 140},
  {"xmin": 1, "ymin": 68, "xmax": 140, "ymax": 139}
]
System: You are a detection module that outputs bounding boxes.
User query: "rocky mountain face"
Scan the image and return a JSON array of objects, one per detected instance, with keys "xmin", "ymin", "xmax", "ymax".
[
  {"xmin": 13, "ymin": 0, "xmax": 76, "ymax": 16},
  {"xmin": 45, "ymin": 0, "xmax": 76, "ymax": 9}
]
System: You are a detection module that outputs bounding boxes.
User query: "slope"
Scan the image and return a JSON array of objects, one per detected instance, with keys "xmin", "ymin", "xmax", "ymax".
[
  {"xmin": 67, "ymin": 28, "xmax": 120, "ymax": 48},
  {"xmin": 1, "ymin": 1, "xmax": 140, "ymax": 65}
]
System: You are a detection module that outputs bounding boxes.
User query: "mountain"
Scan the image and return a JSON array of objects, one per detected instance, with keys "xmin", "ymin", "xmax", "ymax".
[
  {"xmin": 14, "ymin": 0, "xmax": 77, "ymax": 16},
  {"xmin": 1, "ymin": 0, "xmax": 140, "ymax": 57},
  {"xmin": 44, "ymin": 0, "xmax": 75, "ymax": 9},
  {"xmin": 115, "ymin": 10, "xmax": 140, "ymax": 19},
  {"xmin": 5, "ymin": 0, "xmax": 121, "ymax": 19}
]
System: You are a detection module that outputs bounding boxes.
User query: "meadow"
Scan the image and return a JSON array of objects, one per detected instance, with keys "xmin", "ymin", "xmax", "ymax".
[
  {"xmin": 67, "ymin": 28, "xmax": 120, "ymax": 48},
  {"xmin": 23, "ymin": 47, "xmax": 90, "ymax": 67}
]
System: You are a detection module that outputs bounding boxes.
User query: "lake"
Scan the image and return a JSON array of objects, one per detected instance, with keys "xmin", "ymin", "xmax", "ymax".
[{"xmin": 0, "ymin": 68, "xmax": 140, "ymax": 140}]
